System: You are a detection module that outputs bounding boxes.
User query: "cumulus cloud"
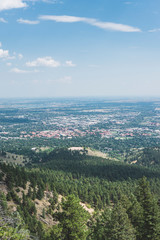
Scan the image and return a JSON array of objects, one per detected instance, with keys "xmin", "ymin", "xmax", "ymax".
[
  {"xmin": 0, "ymin": 45, "xmax": 17, "ymax": 60},
  {"xmin": 17, "ymin": 18, "xmax": 40, "ymax": 24},
  {"xmin": 65, "ymin": 60, "xmax": 76, "ymax": 67},
  {"xmin": 39, "ymin": 15, "xmax": 141, "ymax": 32},
  {"xmin": 0, "ymin": 0, "xmax": 63, "ymax": 11},
  {"xmin": 0, "ymin": 0, "xmax": 27, "ymax": 11},
  {"xmin": 0, "ymin": 18, "xmax": 7, "ymax": 23},
  {"xmin": 0, "ymin": 49, "xmax": 9, "ymax": 58},
  {"xmin": 0, "ymin": 43, "xmax": 22, "ymax": 61},
  {"xmin": 26, "ymin": 56, "xmax": 60, "ymax": 67}
]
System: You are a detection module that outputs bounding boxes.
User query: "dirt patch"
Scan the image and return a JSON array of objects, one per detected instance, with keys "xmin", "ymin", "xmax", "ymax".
[
  {"xmin": 131, "ymin": 160, "xmax": 137, "ymax": 164},
  {"xmin": 68, "ymin": 147, "xmax": 84, "ymax": 151},
  {"xmin": 80, "ymin": 202, "xmax": 94, "ymax": 215},
  {"xmin": 87, "ymin": 148, "xmax": 107, "ymax": 159}
]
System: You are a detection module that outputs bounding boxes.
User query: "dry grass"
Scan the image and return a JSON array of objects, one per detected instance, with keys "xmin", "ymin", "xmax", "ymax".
[{"xmin": 0, "ymin": 173, "xmax": 94, "ymax": 227}]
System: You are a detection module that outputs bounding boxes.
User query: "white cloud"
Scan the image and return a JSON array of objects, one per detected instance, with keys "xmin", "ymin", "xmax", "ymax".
[
  {"xmin": 40, "ymin": 15, "xmax": 87, "ymax": 23},
  {"xmin": 11, "ymin": 68, "xmax": 29, "ymax": 73},
  {"xmin": 0, "ymin": 43, "xmax": 22, "ymax": 60},
  {"xmin": 17, "ymin": 18, "xmax": 40, "ymax": 24},
  {"xmin": 0, "ymin": 0, "xmax": 27, "ymax": 11},
  {"xmin": 26, "ymin": 56, "xmax": 60, "ymax": 67},
  {"xmin": 39, "ymin": 15, "xmax": 141, "ymax": 32},
  {"xmin": 148, "ymin": 28, "xmax": 160, "ymax": 33},
  {"xmin": 0, "ymin": 45, "xmax": 16, "ymax": 60},
  {"xmin": 0, "ymin": 49, "xmax": 9, "ymax": 58},
  {"xmin": 65, "ymin": 60, "xmax": 76, "ymax": 67},
  {"xmin": 0, "ymin": 18, "xmax": 7, "ymax": 23},
  {"xmin": 89, "ymin": 20, "xmax": 140, "ymax": 32},
  {"xmin": 10, "ymin": 67, "xmax": 39, "ymax": 73}
]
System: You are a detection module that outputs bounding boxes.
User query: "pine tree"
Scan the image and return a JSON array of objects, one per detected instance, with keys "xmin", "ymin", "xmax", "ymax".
[
  {"xmin": 27, "ymin": 186, "xmax": 32, "ymax": 198},
  {"xmin": 42, "ymin": 208, "xmax": 45, "ymax": 219},
  {"xmin": 109, "ymin": 203, "xmax": 136, "ymax": 240},
  {"xmin": 37, "ymin": 186, "xmax": 44, "ymax": 200},
  {"xmin": 127, "ymin": 195, "xmax": 143, "ymax": 240},
  {"xmin": 45, "ymin": 225, "xmax": 62, "ymax": 240},
  {"xmin": 136, "ymin": 177, "xmax": 160, "ymax": 240},
  {"xmin": 89, "ymin": 208, "xmax": 112, "ymax": 240},
  {"xmin": 32, "ymin": 187, "xmax": 36, "ymax": 200},
  {"xmin": 57, "ymin": 194, "xmax": 90, "ymax": 240}
]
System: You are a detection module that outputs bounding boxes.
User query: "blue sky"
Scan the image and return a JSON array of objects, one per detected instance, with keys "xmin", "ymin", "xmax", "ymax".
[{"xmin": 0, "ymin": 0, "xmax": 160, "ymax": 98}]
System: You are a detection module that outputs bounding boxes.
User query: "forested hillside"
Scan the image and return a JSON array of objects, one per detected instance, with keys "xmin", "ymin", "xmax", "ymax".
[
  {"xmin": 125, "ymin": 147, "xmax": 160, "ymax": 168},
  {"xmin": 1, "ymin": 148, "xmax": 160, "ymax": 239}
]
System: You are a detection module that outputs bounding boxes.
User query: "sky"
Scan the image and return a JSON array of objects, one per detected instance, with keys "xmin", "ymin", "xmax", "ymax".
[{"xmin": 0, "ymin": 0, "xmax": 160, "ymax": 98}]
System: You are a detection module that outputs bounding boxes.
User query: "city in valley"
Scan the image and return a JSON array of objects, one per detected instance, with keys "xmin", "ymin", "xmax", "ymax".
[{"xmin": 1, "ymin": 98, "xmax": 160, "ymax": 162}]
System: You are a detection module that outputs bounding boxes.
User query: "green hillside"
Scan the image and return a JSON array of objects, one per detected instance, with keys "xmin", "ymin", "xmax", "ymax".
[{"xmin": 1, "ymin": 148, "xmax": 160, "ymax": 239}]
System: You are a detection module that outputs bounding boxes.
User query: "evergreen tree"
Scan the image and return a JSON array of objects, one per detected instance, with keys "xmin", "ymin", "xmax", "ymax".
[
  {"xmin": 57, "ymin": 194, "xmax": 90, "ymax": 240},
  {"xmin": 42, "ymin": 208, "xmax": 45, "ymax": 219},
  {"xmin": 136, "ymin": 177, "xmax": 160, "ymax": 240},
  {"xmin": 109, "ymin": 203, "xmax": 136, "ymax": 240},
  {"xmin": 89, "ymin": 208, "xmax": 112, "ymax": 240},
  {"xmin": 32, "ymin": 187, "xmax": 36, "ymax": 200},
  {"xmin": 127, "ymin": 195, "xmax": 143, "ymax": 240},
  {"xmin": 37, "ymin": 186, "xmax": 44, "ymax": 200},
  {"xmin": 0, "ymin": 211, "xmax": 30, "ymax": 240},
  {"xmin": 27, "ymin": 186, "xmax": 32, "ymax": 198},
  {"xmin": 45, "ymin": 225, "xmax": 62, "ymax": 240}
]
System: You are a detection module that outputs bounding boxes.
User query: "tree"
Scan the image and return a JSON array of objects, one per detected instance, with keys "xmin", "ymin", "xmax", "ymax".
[
  {"xmin": 57, "ymin": 194, "xmax": 90, "ymax": 240},
  {"xmin": 109, "ymin": 203, "xmax": 136, "ymax": 240},
  {"xmin": 0, "ymin": 212, "xmax": 30, "ymax": 240},
  {"xmin": 44, "ymin": 225, "xmax": 62, "ymax": 240},
  {"xmin": 37, "ymin": 186, "xmax": 44, "ymax": 200},
  {"xmin": 88, "ymin": 208, "xmax": 112, "ymax": 240},
  {"xmin": 42, "ymin": 208, "xmax": 45, "ymax": 219},
  {"xmin": 127, "ymin": 195, "xmax": 143, "ymax": 240},
  {"xmin": 136, "ymin": 177, "xmax": 160, "ymax": 240}
]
